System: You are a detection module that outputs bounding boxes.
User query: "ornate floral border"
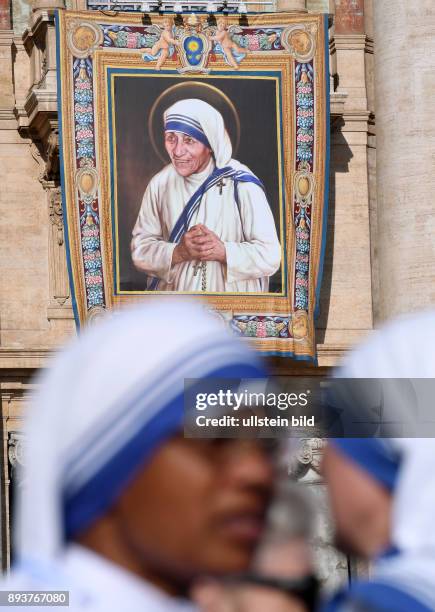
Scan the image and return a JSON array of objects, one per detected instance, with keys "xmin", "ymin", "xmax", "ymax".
[{"xmin": 56, "ymin": 10, "xmax": 329, "ymax": 359}]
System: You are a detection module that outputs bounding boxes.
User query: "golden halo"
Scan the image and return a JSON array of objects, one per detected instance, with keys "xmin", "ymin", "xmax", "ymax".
[{"xmin": 148, "ymin": 81, "xmax": 241, "ymax": 164}]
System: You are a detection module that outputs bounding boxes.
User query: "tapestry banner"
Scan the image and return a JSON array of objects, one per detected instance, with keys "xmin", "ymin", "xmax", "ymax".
[{"xmin": 56, "ymin": 9, "xmax": 329, "ymax": 360}]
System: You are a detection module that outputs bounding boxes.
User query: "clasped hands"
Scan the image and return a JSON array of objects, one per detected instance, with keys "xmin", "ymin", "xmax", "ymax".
[{"xmin": 172, "ymin": 224, "xmax": 226, "ymax": 266}]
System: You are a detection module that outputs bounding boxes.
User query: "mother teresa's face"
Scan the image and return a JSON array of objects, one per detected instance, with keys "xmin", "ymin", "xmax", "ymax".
[
  {"xmin": 112, "ymin": 436, "xmax": 275, "ymax": 585},
  {"xmin": 165, "ymin": 131, "xmax": 213, "ymax": 177}
]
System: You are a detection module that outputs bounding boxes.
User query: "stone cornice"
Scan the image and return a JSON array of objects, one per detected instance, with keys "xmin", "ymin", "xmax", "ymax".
[
  {"xmin": 332, "ymin": 33, "xmax": 373, "ymax": 54},
  {"xmin": 11, "ymin": 36, "xmax": 26, "ymax": 52},
  {"xmin": 17, "ymin": 89, "xmax": 58, "ymax": 136},
  {"xmin": 330, "ymin": 92, "xmax": 347, "ymax": 117},
  {"xmin": 316, "ymin": 343, "xmax": 350, "ymax": 367},
  {"xmin": 0, "ymin": 30, "xmax": 13, "ymax": 46},
  {"xmin": 333, "ymin": 33, "xmax": 367, "ymax": 50},
  {"xmin": 0, "ymin": 342, "xmax": 358, "ymax": 371},
  {"xmin": 29, "ymin": 9, "xmax": 56, "ymax": 34},
  {"xmin": 0, "ymin": 110, "xmax": 16, "ymax": 120},
  {"xmin": 47, "ymin": 305, "xmax": 75, "ymax": 320},
  {"xmin": 267, "ymin": 343, "xmax": 354, "ymax": 372},
  {"xmin": 22, "ymin": 9, "xmax": 57, "ymax": 50},
  {"xmin": 25, "ymin": 88, "xmax": 57, "ymax": 117},
  {"xmin": 0, "ymin": 348, "xmax": 53, "ymax": 370},
  {"xmin": 340, "ymin": 109, "xmax": 374, "ymax": 129}
]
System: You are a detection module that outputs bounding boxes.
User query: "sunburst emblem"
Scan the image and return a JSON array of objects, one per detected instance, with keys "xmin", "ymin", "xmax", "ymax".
[
  {"xmin": 187, "ymin": 40, "xmax": 200, "ymax": 52},
  {"xmin": 183, "ymin": 35, "xmax": 204, "ymax": 66}
]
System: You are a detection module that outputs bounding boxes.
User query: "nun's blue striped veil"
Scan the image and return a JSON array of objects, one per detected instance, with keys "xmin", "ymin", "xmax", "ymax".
[{"xmin": 14, "ymin": 300, "xmax": 266, "ymax": 567}]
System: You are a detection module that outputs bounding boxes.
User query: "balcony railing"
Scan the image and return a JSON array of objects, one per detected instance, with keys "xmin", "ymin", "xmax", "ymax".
[{"xmin": 85, "ymin": 0, "xmax": 277, "ymax": 13}]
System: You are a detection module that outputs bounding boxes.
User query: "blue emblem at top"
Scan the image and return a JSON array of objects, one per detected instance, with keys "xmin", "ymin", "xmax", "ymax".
[{"xmin": 184, "ymin": 36, "xmax": 204, "ymax": 66}]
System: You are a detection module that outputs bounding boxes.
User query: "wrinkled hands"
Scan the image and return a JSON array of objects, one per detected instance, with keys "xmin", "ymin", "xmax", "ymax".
[{"xmin": 172, "ymin": 224, "xmax": 226, "ymax": 265}]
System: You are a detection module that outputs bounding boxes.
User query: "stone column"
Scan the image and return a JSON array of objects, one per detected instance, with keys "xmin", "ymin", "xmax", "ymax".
[
  {"xmin": 317, "ymin": 0, "xmax": 374, "ymax": 350},
  {"xmin": 276, "ymin": 0, "xmax": 307, "ymax": 12},
  {"xmin": 374, "ymin": 1, "xmax": 435, "ymax": 322},
  {"xmin": 333, "ymin": 0, "xmax": 367, "ymax": 108}
]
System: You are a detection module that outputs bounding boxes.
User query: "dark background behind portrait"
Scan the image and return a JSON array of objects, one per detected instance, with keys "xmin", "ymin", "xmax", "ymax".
[{"xmin": 113, "ymin": 74, "xmax": 283, "ymax": 293}]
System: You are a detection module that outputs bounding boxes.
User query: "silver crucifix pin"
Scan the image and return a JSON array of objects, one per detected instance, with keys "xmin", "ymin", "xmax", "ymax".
[{"xmin": 217, "ymin": 178, "xmax": 226, "ymax": 195}]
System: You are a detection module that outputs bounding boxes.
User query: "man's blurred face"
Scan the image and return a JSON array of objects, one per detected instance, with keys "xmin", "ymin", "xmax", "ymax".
[
  {"xmin": 165, "ymin": 131, "xmax": 212, "ymax": 177},
  {"xmin": 112, "ymin": 436, "xmax": 275, "ymax": 583},
  {"xmin": 321, "ymin": 444, "xmax": 392, "ymax": 558}
]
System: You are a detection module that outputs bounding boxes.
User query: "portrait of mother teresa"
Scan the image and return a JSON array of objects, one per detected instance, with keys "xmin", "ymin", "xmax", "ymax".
[{"xmin": 131, "ymin": 98, "xmax": 282, "ymax": 293}]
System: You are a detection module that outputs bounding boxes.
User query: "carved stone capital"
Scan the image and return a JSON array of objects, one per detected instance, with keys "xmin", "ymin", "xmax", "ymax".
[
  {"xmin": 288, "ymin": 437, "xmax": 326, "ymax": 480},
  {"xmin": 49, "ymin": 186, "xmax": 63, "ymax": 246},
  {"xmin": 43, "ymin": 128, "xmax": 59, "ymax": 183},
  {"xmin": 45, "ymin": 181, "xmax": 71, "ymax": 314},
  {"xmin": 28, "ymin": 126, "xmax": 59, "ymax": 186},
  {"xmin": 8, "ymin": 432, "xmax": 25, "ymax": 471}
]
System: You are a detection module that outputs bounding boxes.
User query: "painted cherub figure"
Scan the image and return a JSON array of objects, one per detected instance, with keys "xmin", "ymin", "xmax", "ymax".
[
  {"xmin": 208, "ymin": 17, "xmax": 247, "ymax": 70},
  {"xmin": 143, "ymin": 18, "xmax": 179, "ymax": 70}
]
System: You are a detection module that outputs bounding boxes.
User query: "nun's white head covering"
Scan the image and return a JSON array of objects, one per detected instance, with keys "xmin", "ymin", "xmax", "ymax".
[
  {"xmin": 330, "ymin": 310, "xmax": 435, "ymax": 609},
  {"xmin": 15, "ymin": 300, "xmax": 266, "ymax": 567},
  {"xmin": 334, "ymin": 309, "xmax": 435, "ymax": 553},
  {"xmin": 164, "ymin": 99, "xmax": 233, "ymax": 168}
]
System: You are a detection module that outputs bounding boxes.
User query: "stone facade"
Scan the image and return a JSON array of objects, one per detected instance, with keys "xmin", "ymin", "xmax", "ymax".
[
  {"xmin": 0, "ymin": 0, "xmax": 430, "ymax": 589},
  {"xmin": 373, "ymin": 1, "xmax": 435, "ymax": 322}
]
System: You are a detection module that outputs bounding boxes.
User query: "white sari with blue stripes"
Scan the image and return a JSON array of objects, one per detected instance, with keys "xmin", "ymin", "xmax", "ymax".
[
  {"xmin": 320, "ymin": 553, "xmax": 435, "ymax": 612},
  {"xmin": 131, "ymin": 157, "xmax": 281, "ymax": 293},
  {"xmin": 322, "ymin": 312, "xmax": 435, "ymax": 612}
]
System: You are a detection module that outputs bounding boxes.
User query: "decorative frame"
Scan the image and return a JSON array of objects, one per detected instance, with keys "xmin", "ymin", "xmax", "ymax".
[{"xmin": 56, "ymin": 10, "xmax": 329, "ymax": 360}]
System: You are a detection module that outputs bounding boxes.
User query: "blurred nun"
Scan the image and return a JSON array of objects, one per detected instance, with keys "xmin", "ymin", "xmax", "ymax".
[
  {"xmin": 3, "ymin": 301, "xmax": 276, "ymax": 610},
  {"xmin": 321, "ymin": 310, "xmax": 435, "ymax": 612}
]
